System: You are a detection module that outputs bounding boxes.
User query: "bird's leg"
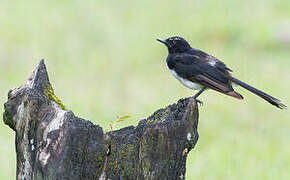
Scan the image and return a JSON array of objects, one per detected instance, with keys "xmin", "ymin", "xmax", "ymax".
[
  {"xmin": 192, "ymin": 88, "xmax": 206, "ymax": 106},
  {"xmin": 181, "ymin": 87, "xmax": 206, "ymax": 121}
]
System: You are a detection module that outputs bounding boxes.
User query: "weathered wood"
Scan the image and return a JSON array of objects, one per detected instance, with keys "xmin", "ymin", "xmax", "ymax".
[{"xmin": 3, "ymin": 59, "xmax": 199, "ymax": 180}]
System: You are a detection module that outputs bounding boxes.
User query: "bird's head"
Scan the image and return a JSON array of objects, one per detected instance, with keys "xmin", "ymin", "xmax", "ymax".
[{"xmin": 157, "ymin": 36, "xmax": 191, "ymax": 54}]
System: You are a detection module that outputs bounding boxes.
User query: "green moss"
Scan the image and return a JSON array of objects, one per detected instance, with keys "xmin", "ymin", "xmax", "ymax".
[
  {"xmin": 35, "ymin": 171, "xmax": 42, "ymax": 180},
  {"xmin": 146, "ymin": 108, "xmax": 170, "ymax": 124},
  {"xmin": 97, "ymin": 155, "xmax": 104, "ymax": 162},
  {"xmin": 46, "ymin": 165, "xmax": 54, "ymax": 180},
  {"xmin": 106, "ymin": 143, "xmax": 136, "ymax": 178},
  {"xmin": 43, "ymin": 83, "xmax": 66, "ymax": 110}
]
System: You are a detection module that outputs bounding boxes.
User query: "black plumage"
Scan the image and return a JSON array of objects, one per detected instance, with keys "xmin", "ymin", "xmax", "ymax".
[{"xmin": 157, "ymin": 36, "xmax": 286, "ymax": 109}]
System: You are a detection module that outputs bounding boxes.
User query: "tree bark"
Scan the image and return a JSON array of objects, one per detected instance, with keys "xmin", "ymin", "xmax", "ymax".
[{"xmin": 3, "ymin": 59, "xmax": 199, "ymax": 180}]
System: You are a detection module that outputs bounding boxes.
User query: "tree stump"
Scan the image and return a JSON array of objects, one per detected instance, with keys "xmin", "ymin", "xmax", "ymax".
[{"xmin": 3, "ymin": 59, "xmax": 199, "ymax": 180}]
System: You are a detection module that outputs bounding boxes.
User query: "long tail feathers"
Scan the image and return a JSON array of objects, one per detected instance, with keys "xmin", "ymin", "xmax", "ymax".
[{"xmin": 230, "ymin": 77, "xmax": 287, "ymax": 110}]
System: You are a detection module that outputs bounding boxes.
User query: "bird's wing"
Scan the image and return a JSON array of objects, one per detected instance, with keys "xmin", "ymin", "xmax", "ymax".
[
  {"xmin": 172, "ymin": 54, "xmax": 234, "ymax": 93},
  {"xmin": 189, "ymin": 48, "xmax": 233, "ymax": 72}
]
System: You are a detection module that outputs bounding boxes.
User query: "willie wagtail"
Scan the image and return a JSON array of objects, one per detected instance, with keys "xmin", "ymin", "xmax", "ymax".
[{"xmin": 157, "ymin": 36, "xmax": 286, "ymax": 109}]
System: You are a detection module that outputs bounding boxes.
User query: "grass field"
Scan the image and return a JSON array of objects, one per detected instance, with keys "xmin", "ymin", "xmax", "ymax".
[{"xmin": 1, "ymin": 0, "xmax": 290, "ymax": 179}]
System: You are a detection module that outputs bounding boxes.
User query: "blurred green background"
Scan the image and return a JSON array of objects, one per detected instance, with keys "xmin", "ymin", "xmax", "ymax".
[{"xmin": 1, "ymin": 0, "xmax": 290, "ymax": 179}]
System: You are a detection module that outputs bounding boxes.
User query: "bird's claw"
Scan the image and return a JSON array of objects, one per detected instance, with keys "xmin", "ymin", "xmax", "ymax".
[
  {"xmin": 189, "ymin": 97, "xmax": 203, "ymax": 106},
  {"xmin": 195, "ymin": 99, "xmax": 203, "ymax": 106}
]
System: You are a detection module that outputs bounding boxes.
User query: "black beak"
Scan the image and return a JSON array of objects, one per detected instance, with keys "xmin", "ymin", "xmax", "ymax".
[{"xmin": 156, "ymin": 38, "xmax": 169, "ymax": 47}]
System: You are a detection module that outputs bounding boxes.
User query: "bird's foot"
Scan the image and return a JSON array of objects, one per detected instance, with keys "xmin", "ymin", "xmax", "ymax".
[
  {"xmin": 195, "ymin": 99, "xmax": 203, "ymax": 106},
  {"xmin": 190, "ymin": 97, "xmax": 203, "ymax": 106}
]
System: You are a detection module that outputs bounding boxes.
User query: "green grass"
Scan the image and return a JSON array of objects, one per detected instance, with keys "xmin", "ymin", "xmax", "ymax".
[{"xmin": 1, "ymin": 0, "xmax": 290, "ymax": 179}]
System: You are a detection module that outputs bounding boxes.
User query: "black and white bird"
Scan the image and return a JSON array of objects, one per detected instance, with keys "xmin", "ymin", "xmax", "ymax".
[{"xmin": 157, "ymin": 36, "xmax": 286, "ymax": 109}]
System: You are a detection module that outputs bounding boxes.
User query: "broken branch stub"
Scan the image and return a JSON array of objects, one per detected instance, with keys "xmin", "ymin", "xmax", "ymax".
[{"xmin": 3, "ymin": 59, "xmax": 199, "ymax": 180}]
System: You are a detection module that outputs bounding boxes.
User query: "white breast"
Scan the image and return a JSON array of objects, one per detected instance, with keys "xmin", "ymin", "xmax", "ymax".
[{"xmin": 169, "ymin": 69, "xmax": 204, "ymax": 90}]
